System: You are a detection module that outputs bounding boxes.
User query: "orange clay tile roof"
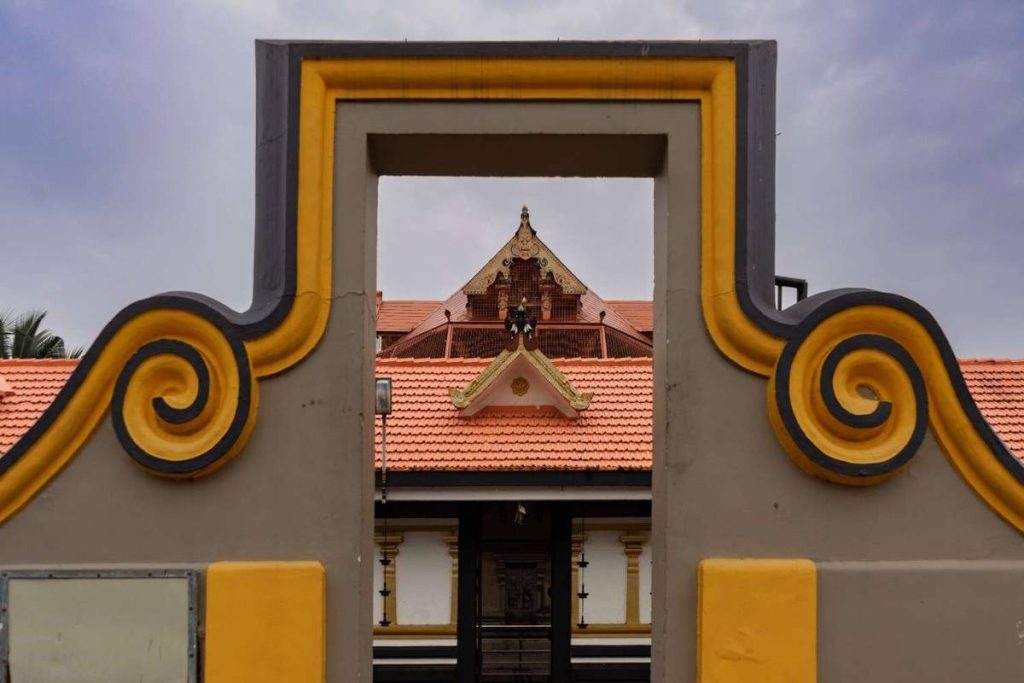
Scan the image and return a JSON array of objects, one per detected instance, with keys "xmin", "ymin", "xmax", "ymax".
[
  {"xmin": 2, "ymin": 357, "xmax": 1024, "ymax": 471},
  {"xmin": 377, "ymin": 300, "xmax": 443, "ymax": 333},
  {"xmin": 0, "ymin": 360, "xmax": 78, "ymax": 455},
  {"xmin": 374, "ymin": 357, "xmax": 652, "ymax": 471},
  {"xmin": 960, "ymin": 359, "xmax": 1024, "ymax": 455},
  {"xmin": 605, "ymin": 301, "xmax": 654, "ymax": 333}
]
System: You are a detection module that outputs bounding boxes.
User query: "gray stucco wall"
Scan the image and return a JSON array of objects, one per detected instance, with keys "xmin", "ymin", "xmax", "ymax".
[{"xmin": 0, "ymin": 91, "xmax": 1021, "ymax": 683}]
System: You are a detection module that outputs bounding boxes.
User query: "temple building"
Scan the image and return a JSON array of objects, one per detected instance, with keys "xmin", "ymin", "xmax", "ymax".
[
  {"xmin": 371, "ymin": 207, "xmax": 655, "ymax": 681},
  {"xmin": 2, "ymin": 208, "xmax": 1023, "ymax": 682}
]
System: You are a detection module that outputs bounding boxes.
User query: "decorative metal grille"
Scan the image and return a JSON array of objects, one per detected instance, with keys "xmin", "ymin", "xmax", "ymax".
[
  {"xmin": 605, "ymin": 328, "xmax": 654, "ymax": 358},
  {"xmin": 380, "ymin": 328, "xmax": 448, "ymax": 358},
  {"xmin": 536, "ymin": 328, "xmax": 602, "ymax": 359},
  {"xmin": 450, "ymin": 327, "xmax": 508, "ymax": 358},
  {"xmin": 379, "ymin": 324, "xmax": 654, "ymax": 359}
]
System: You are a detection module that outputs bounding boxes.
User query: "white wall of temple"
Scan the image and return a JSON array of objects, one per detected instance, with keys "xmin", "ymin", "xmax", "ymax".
[
  {"xmin": 372, "ymin": 543, "xmax": 384, "ymax": 621},
  {"xmin": 373, "ymin": 517, "xmax": 652, "ymax": 633},
  {"xmin": 375, "ymin": 521, "xmax": 457, "ymax": 629},
  {"xmin": 578, "ymin": 529, "xmax": 628, "ymax": 623},
  {"xmin": 395, "ymin": 531, "xmax": 452, "ymax": 625}
]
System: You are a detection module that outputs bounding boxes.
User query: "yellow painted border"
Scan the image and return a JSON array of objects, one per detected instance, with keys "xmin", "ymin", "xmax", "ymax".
[
  {"xmin": 289, "ymin": 56, "xmax": 1024, "ymax": 533},
  {"xmin": 291, "ymin": 56, "xmax": 1024, "ymax": 533},
  {"xmin": 0, "ymin": 55, "xmax": 776, "ymax": 524},
  {"xmin": 294, "ymin": 56, "xmax": 782, "ymax": 378}
]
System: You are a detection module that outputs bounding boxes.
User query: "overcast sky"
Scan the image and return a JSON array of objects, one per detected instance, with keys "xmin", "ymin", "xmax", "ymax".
[{"xmin": 1, "ymin": 0, "xmax": 1021, "ymax": 358}]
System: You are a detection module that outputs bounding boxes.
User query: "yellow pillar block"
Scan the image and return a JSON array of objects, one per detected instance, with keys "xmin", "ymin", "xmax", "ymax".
[
  {"xmin": 698, "ymin": 559, "xmax": 816, "ymax": 683},
  {"xmin": 205, "ymin": 561, "xmax": 325, "ymax": 683}
]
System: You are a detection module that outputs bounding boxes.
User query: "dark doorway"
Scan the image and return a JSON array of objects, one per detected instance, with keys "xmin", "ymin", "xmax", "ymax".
[
  {"xmin": 458, "ymin": 501, "xmax": 571, "ymax": 682},
  {"xmin": 479, "ymin": 502, "xmax": 551, "ymax": 680}
]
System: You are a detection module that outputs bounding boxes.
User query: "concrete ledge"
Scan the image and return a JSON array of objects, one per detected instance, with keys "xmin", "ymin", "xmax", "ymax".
[{"xmin": 819, "ymin": 560, "xmax": 1024, "ymax": 682}]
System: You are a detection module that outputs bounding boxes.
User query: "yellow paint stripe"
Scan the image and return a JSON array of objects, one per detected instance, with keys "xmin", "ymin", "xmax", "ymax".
[
  {"xmin": 246, "ymin": 56, "xmax": 780, "ymax": 379},
  {"xmin": 3, "ymin": 55, "xmax": 781, "ymax": 524},
  {"xmin": 205, "ymin": 561, "xmax": 325, "ymax": 683},
  {"xmin": 698, "ymin": 558, "xmax": 817, "ymax": 683}
]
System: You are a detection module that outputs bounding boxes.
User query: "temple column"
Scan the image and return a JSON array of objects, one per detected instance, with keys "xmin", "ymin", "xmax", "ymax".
[
  {"xmin": 571, "ymin": 531, "xmax": 586, "ymax": 628},
  {"xmin": 620, "ymin": 532, "xmax": 649, "ymax": 625},
  {"xmin": 444, "ymin": 530, "xmax": 459, "ymax": 625}
]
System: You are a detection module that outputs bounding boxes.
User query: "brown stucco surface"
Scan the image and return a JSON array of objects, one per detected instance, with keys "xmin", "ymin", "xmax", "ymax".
[
  {"xmin": 819, "ymin": 561, "xmax": 1024, "ymax": 680},
  {"xmin": 1, "ymin": 94, "xmax": 1022, "ymax": 683}
]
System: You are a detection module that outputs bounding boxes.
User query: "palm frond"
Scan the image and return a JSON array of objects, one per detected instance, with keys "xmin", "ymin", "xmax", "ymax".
[
  {"xmin": 0, "ymin": 310, "xmax": 82, "ymax": 359},
  {"xmin": 12, "ymin": 311, "xmax": 46, "ymax": 358},
  {"xmin": 0, "ymin": 310, "xmax": 12, "ymax": 359},
  {"xmin": 33, "ymin": 333, "xmax": 66, "ymax": 359}
]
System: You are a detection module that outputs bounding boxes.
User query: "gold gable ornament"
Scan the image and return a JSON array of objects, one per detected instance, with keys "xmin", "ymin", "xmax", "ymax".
[
  {"xmin": 462, "ymin": 206, "xmax": 588, "ymax": 297},
  {"xmin": 449, "ymin": 335, "xmax": 593, "ymax": 417}
]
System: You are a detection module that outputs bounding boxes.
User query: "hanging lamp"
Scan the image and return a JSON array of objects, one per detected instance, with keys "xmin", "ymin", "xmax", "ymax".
[
  {"xmin": 577, "ymin": 517, "xmax": 589, "ymax": 630},
  {"xmin": 376, "ymin": 378, "xmax": 393, "ymax": 628}
]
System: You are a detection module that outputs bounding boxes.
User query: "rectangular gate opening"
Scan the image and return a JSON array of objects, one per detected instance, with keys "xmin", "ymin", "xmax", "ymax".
[
  {"xmin": 374, "ymin": 174, "xmax": 655, "ymax": 679},
  {"xmin": 372, "ymin": 171, "xmax": 657, "ymax": 683},
  {"xmin": 349, "ymin": 104, "xmax": 698, "ymax": 680}
]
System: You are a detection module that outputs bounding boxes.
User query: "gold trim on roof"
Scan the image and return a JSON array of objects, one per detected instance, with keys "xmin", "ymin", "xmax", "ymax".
[
  {"xmin": 449, "ymin": 335, "xmax": 593, "ymax": 413},
  {"xmin": 462, "ymin": 206, "xmax": 588, "ymax": 296}
]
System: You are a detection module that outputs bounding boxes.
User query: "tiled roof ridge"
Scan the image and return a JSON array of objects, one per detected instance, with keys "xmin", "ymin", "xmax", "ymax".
[
  {"xmin": 375, "ymin": 355, "xmax": 655, "ymax": 367},
  {"xmin": 3, "ymin": 357, "xmax": 1020, "ymax": 368},
  {"xmin": 383, "ymin": 297, "xmax": 651, "ymax": 305},
  {"xmin": 376, "ymin": 356, "xmax": 492, "ymax": 366},
  {"xmin": 379, "ymin": 299, "xmax": 444, "ymax": 305},
  {"xmin": 960, "ymin": 358, "xmax": 1024, "ymax": 365},
  {"xmin": 551, "ymin": 356, "xmax": 654, "ymax": 366},
  {"xmin": 0, "ymin": 358, "xmax": 80, "ymax": 366},
  {"xmin": 2, "ymin": 358, "xmax": 1015, "ymax": 368}
]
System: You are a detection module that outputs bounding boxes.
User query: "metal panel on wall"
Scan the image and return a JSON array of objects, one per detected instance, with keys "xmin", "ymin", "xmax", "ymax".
[{"xmin": 0, "ymin": 570, "xmax": 197, "ymax": 683}]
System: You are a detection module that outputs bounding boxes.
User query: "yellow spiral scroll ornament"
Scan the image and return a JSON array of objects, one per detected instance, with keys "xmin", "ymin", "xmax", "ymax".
[
  {"xmin": 769, "ymin": 324, "xmax": 927, "ymax": 486},
  {"xmin": 110, "ymin": 308, "xmax": 258, "ymax": 477},
  {"xmin": 768, "ymin": 298, "xmax": 1024, "ymax": 531}
]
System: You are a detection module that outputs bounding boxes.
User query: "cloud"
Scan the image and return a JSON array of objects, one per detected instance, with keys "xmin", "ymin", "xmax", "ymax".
[{"xmin": 0, "ymin": 0, "xmax": 1021, "ymax": 357}]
